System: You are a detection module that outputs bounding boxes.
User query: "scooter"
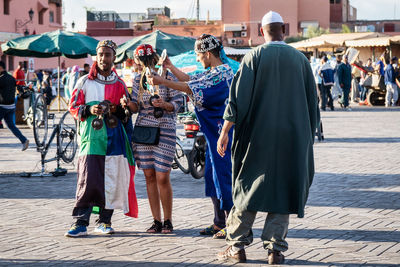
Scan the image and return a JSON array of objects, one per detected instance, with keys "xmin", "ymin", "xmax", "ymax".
[{"xmin": 181, "ymin": 114, "xmax": 206, "ymax": 179}]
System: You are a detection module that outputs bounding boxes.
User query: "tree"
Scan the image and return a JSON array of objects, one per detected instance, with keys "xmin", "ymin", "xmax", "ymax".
[
  {"xmin": 305, "ymin": 26, "xmax": 329, "ymax": 38},
  {"xmin": 341, "ymin": 24, "xmax": 352, "ymax": 33},
  {"xmin": 285, "ymin": 36, "xmax": 307, "ymax": 43}
]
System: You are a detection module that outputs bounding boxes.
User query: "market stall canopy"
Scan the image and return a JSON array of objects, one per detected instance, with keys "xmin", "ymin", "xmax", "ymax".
[
  {"xmin": 115, "ymin": 30, "xmax": 196, "ymax": 63},
  {"xmin": 0, "ymin": 32, "xmax": 22, "ymax": 43},
  {"xmin": 345, "ymin": 35, "xmax": 400, "ymax": 47},
  {"xmin": 223, "ymin": 46, "xmax": 252, "ymax": 56},
  {"xmin": 170, "ymin": 50, "xmax": 240, "ymax": 75},
  {"xmin": 290, "ymin": 32, "xmax": 388, "ymax": 50},
  {"xmin": 1, "ymin": 29, "xmax": 99, "ymax": 58}
]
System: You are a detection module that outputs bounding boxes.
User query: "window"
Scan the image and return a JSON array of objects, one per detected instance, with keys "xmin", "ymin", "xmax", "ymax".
[
  {"xmin": 284, "ymin": 23, "xmax": 290, "ymax": 36},
  {"xmin": 56, "ymin": 6, "xmax": 61, "ymax": 24},
  {"xmin": 39, "ymin": 9, "xmax": 45, "ymax": 24},
  {"xmin": 232, "ymin": 31, "xmax": 241, "ymax": 37},
  {"xmin": 3, "ymin": 0, "xmax": 10, "ymax": 15},
  {"xmin": 49, "ymin": 11, "xmax": 54, "ymax": 23},
  {"xmin": 8, "ymin": 56, "xmax": 14, "ymax": 71}
]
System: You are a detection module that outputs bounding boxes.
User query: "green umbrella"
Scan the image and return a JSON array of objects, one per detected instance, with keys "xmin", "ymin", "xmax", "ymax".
[
  {"xmin": 1, "ymin": 30, "xmax": 99, "ymax": 110},
  {"xmin": 1, "ymin": 29, "xmax": 99, "ymax": 58},
  {"xmin": 116, "ymin": 30, "xmax": 195, "ymax": 63}
]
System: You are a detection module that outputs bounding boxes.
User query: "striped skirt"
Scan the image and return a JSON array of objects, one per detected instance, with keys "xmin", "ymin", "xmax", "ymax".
[{"xmin": 133, "ymin": 127, "xmax": 176, "ymax": 173}]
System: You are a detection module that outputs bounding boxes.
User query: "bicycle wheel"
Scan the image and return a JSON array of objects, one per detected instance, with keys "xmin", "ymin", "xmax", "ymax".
[
  {"xmin": 58, "ymin": 111, "xmax": 78, "ymax": 163},
  {"xmin": 174, "ymin": 141, "xmax": 190, "ymax": 174},
  {"xmin": 33, "ymin": 94, "xmax": 48, "ymax": 147}
]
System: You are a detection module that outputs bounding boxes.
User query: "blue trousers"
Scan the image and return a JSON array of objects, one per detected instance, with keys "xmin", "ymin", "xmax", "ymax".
[{"xmin": 0, "ymin": 107, "xmax": 27, "ymax": 144}]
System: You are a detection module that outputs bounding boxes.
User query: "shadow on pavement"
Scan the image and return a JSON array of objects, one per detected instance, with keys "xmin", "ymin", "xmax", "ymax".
[
  {"xmin": 1, "ymin": 258, "xmax": 398, "ymax": 266},
  {"xmin": 0, "ymin": 259, "xmax": 221, "ymax": 266},
  {"xmin": 324, "ymin": 137, "xmax": 400, "ymax": 143},
  {"xmin": 286, "ymin": 259, "xmax": 399, "ymax": 266},
  {"xmin": 286, "ymin": 228, "xmax": 400, "ymax": 243},
  {"xmin": 308, "ymin": 173, "xmax": 400, "ymax": 209}
]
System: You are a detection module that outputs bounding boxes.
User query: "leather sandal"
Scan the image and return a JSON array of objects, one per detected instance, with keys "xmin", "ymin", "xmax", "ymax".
[
  {"xmin": 162, "ymin": 219, "xmax": 173, "ymax": 234},
  {"xmin": 146, "ymin": 219, "xmax": 162, "ymax": 233},
  {"xmin": 213, "ymin": 228, "xmax": 226, "ymax": 239},
  {"xmin": 199, "ymin": 224, "xmax": 221, "ymax": 236}
]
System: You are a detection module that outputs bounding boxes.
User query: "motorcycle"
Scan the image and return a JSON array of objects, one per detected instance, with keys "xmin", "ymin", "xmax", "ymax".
[{"xmin": 174, "ymin": 113, "xmax": 206, "ymax": 179}]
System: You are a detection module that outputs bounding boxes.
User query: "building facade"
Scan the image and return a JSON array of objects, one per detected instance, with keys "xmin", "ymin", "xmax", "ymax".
[
  {"xmin": 221, "ymin": 0, "xmax": 361, "ymax": 47},
  {"xmin": 0, "ymin": 0, "xmax": 84, "ymax": 71}
]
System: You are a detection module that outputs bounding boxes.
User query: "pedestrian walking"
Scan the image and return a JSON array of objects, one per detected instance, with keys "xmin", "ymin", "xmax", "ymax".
[
  {"xmin": 319, "ymin": 56, "xmax": 335, "ymax": 111},
  {"xmin": 122, "ymin": 44, "xmax": 183, "ymax": 234},
  {"xmin": 216, "ymin": 11, "xmax": 319, "ymax": 265},
  {"xmin": 384, "ymin": 57, "xmax": 399, "ymax": 107},
  {"xmin": 147, "ymin": 34, "xmax": 235, "ymax": 239},
  {"xmin": 13, "ymin": 62, "xmax": 25, "ymax": 94},
  {"xmin": 0, "ymin": 61, "xmax": 29, "ymax": 151},
  {"xmin": 337, "ymin": 55, "xmax": 352, "ymax": 110},
  {"xmin": 61, "ymin": 67, "xmax": 71, "ymax": 100},
  {"xmin": 65, "ymin": 40, "xmax": 138, "ymax": 237}
]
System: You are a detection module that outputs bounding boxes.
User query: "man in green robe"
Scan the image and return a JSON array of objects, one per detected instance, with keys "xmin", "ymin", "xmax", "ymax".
[{"xmin": 216, "ymin": 11, "xmax": 319, "ymax": 265}]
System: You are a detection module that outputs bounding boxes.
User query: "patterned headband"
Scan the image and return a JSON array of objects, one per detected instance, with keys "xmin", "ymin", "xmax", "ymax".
[
  {"xmin": 195, "ymin": 34, "xmax": 221, "ymax": 53},
  {"xmin": 135, "ymin": 44, "xmax": 155, "ymax": 57},
  {"xmin": 96, "ymin": 40, "xmax": 117, "ymax": 53}
]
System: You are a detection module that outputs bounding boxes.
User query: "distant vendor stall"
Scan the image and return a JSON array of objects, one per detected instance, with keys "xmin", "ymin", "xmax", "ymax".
[
  {"xmin": 290, "ymin": 32, "xmax": 388, "ymax": 57},
  {"xmin": 345, "ymin": 35, "xmax": 400, "ymax": 62}
]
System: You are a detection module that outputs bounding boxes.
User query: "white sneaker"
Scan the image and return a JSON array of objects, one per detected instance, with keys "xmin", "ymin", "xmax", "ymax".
[
  {"xmin": 22, "ymin": 139, "xmax": 29, "ymax": 151},
  {"xmin": 346, "ymin": 107, "xmax": 352, "ymax": 111}
]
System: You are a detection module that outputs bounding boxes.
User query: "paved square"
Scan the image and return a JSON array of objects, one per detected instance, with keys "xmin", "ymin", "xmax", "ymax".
[{"xmin": 0, "ymin": 106, "xmax": 399, "ymax": 266}]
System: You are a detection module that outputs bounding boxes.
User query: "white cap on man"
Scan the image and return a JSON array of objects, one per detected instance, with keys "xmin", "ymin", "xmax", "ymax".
[{"xmin": 261, "ymin": 11, "xmax": 284, "ymax": 26}]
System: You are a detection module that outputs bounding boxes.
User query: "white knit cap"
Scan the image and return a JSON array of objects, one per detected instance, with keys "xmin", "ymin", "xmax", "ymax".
[{"xmin": 261, "ymin": 11, "xmax": 284, "ymax": 26}]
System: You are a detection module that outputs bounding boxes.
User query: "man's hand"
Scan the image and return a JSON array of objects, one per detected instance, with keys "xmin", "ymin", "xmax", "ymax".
[
  {"xmin": 90, "ymin": 104, "xmax": 104, "ymax": 115},
  {"xmin": 217, "ymin": 132, "xmax": 230, "ymax": 158}
]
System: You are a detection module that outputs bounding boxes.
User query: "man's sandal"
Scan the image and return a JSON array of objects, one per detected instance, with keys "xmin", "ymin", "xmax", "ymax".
[
  {"xmin": 213, "ymin": 228, "xmax": 226, "ymax": 239},
  {"xmin": 199, "ymin": 224, "xmax": 221, "ymax": 236}
]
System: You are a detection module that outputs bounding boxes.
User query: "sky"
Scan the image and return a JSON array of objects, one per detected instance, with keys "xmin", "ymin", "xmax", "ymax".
[{"xmin": 63, "ymin": 0, "xmax": 400, "ymax": 32}]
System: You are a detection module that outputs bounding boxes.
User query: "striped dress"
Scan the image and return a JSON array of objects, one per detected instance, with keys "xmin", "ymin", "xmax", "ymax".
[{"xmin": 131, "ymin": 72, "xmax": 183, "ymax": 173}]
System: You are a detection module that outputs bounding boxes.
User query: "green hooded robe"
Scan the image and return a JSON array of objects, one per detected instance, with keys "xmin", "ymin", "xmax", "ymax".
[{"xmin": 223, "ymin": 42, "xmax": 319, "ymax": 218}]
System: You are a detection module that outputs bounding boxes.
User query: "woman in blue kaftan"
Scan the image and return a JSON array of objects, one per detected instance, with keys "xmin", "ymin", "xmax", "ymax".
[{"xmin": 147, "ymin": 34, "xmax": 234, "ymax": 238}]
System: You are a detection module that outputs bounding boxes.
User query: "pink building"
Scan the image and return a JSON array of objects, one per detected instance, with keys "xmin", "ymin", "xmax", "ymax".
[
  {"xmin": 0, "ymin": 0, "xmax": 87, "ymax": 73},
  {"xmin": 222, "ymin": 0, "xmax": 330, "ymax": 47}
]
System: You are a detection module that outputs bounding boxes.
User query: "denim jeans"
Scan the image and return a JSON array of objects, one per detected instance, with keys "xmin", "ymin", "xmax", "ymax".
[
  {"xmin": 360, "ymin": 85, "xmax": 368, "ymax": 101},
  {"xmin": 0, "ymin": 107, "xmax": 27, "ymax": 144},
  {"xmin": 72, "ymin": 206, "xmax": 114, "ymax": 226}
]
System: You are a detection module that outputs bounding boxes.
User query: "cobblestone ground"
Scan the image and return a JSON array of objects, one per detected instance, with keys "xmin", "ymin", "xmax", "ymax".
[{"xmin": 0, "ymin": 106, "xmax": 399, "ymax": 266}]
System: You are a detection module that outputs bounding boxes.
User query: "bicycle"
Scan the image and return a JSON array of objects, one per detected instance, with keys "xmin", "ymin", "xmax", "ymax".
[
  {"xmin": 172, "ymin": 137, "xmax": 190, "ymax": 174},
  {"xmin": 22, "ymin": 94, "xmax": 78, "ymax": 177}
]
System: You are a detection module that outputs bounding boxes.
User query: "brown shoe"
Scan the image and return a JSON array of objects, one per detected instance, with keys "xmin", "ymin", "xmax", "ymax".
[
  {"xmin": 217, "ymin": 245, "xmax": 246, "ymax": 263},
  {"xmin": 268, "ymin": 250, "xmax": 285, "ymax": 265}
]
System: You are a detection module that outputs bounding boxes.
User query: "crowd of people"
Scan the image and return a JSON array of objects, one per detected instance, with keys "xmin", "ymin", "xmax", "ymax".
[{"xmin": 311, "ymin": 51, "xmax": 400, "ymax": 111}]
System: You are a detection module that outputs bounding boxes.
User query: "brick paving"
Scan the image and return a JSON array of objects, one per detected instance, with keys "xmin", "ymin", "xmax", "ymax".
[{"xmin": 0, "ymin": 106, "xmax": 399, "ymax": 266}]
